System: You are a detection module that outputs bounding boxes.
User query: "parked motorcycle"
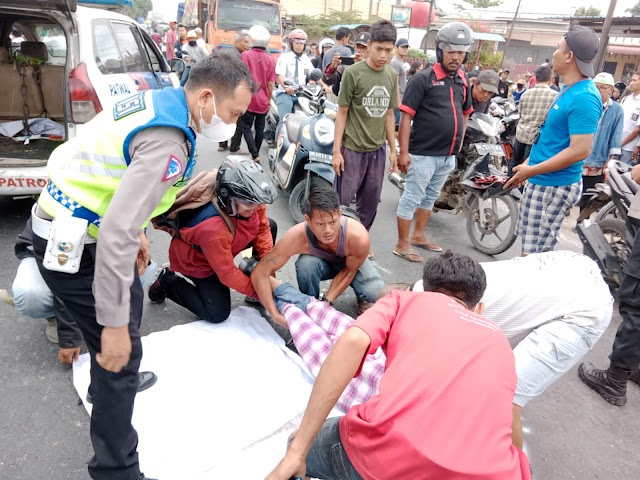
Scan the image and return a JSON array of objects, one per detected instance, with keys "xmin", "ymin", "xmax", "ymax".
[
  {"xmin": 268, "ymin": 94, "xmax": 338, "ymax": 223},
  {"xmin": 576, "ymin": 160, "xmax": 638, "ymax": 287},
  {"xmin": 265, "ymin": 69, "xmax": 324, "ymax": 148}
]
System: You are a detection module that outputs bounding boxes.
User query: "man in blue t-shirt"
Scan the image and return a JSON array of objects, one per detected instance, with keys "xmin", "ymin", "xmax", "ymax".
[{"xmin": 505, "ymin": 25, "xmax": 602, "ymax": 255}]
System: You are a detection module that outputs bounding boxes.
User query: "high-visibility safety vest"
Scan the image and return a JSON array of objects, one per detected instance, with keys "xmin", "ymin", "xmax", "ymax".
[{"xmin": 38, "ymin": 87, "xmax": 197, "ymax": 238}]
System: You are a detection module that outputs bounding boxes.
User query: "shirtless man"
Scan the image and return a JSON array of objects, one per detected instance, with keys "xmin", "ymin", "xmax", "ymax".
[{"xmin": 251, "ymin": 185, "xmax": 384, "ymax": 327}]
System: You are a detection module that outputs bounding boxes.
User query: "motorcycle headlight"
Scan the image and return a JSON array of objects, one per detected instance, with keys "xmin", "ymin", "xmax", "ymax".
[
  {"xmin": 314, "ymin": 117, "xmax": 334, "ymax": 145},
  {"xmin": 477, "ymin": 118, "xmax": 498, "ymax": 137}
]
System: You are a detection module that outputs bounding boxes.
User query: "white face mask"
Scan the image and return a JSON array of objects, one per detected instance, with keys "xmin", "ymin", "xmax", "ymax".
[{"xmin": 199, "ymin": 95, "xmax": 237, "ymax": 142}]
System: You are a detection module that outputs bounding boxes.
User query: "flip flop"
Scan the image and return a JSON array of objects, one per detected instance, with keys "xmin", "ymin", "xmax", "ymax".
[
  {"xmin": 393, "ymin": 250, "xmax": 423, "ymax": 263},
  {"xmin": 411, "ymin": 241, "xmax": 443, "ymax": 253}
]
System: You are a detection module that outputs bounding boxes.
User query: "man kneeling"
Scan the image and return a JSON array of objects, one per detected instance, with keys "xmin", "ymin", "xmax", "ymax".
[
  {"xmin": 266, "ymin": 251, "xmax": 531, "ymax": 480},
  {"xmin": 251, "ymin": 185, "xmax": 384, "ymax": 327}
]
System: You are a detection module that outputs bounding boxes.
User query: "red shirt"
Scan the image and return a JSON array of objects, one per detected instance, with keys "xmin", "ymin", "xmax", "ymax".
[
  {"xmin": 340, "ymin": 291, "xmax": 531, "ymax": 480},
  {"xmin": 165, "ymin": 29, "xmax": 177, "ymax": 60},
  {"xmin": 241, "ymin": 48, "xmax": 277, "ymax": 114},
  {"xmin": 168, "ymin": 206, "xmax": 272, "ymax": 298}
]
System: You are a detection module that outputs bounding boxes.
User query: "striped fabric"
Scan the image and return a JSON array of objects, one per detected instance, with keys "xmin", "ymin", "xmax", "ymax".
[{"xmin": 283, "ymin": 299, "xmax": 385, "ymax": 413}]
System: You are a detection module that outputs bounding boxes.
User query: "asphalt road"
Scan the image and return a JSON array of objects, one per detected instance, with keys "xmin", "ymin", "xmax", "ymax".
[{"xmin": 0, "ymin": 139, "xmax": 638, "ymax": 480}]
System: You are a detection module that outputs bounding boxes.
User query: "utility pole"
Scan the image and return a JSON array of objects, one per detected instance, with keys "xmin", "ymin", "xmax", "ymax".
[
  {"xmin": 594, "ymin": 0, "xmax": 617, "ymax": 73},
  {"xmin": 423, "ymin": 0, "xmax": 435, "ymax": 53},
  {"xmin": 500, "ymin": 0, "xmax": 522, "ymax": 68}
]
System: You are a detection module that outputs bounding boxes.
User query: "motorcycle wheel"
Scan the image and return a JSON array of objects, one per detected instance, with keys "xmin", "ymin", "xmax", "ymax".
[
  {"xmin": 466, "ymin": 195, "xmax": 518, "ymax": 255},
  {"xmin": 598, "ymin": 218, "xmax": 631, "ymax": 269},
  {"xmin": 594, "ymin": 201, "xmax": 620, "ymax": 223},
  {"xmin": 289, "ymin": 176, "xmax": 332, "ymax": 224}
]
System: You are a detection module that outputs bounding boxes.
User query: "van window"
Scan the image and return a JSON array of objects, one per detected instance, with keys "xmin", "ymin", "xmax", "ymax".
[
  {"xmin": 111, "ymin": 21, "xmax": 150, "ymax": 72},
  {"xmin": 36, "ymin": 24, "xmax": 66, "ymax": 66},
  {"xmin": 139, "ymin": 31, "xmax": 164, "ymax": 73},
  {"xmin": 93, "ymin": 19, "xmax": 125, "ymax": 74}
]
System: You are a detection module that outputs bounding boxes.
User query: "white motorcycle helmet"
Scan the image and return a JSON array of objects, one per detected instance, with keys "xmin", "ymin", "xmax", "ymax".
[
  {"xmin": 318, "ymin": 38, "xmax": 335, "ymax": 51},
  {"xmin": 248, "ymin": 25, "xmax": 270, "ymax": 49}
]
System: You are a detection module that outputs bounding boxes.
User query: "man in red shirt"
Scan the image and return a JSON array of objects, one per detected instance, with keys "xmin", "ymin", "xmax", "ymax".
[
  {"xmin": 241, "ymin": 26, "xmax": 276, "ymax": 162},
  {"xmin": 266, "ymin": 251, "xmax": 531, "ymax": 480},
  {"xmin": 148, "ymin": 157, "xmax": 277, "ymax": 323},
  {"xmin": 164, "ymin": 20, "xmax": 177, "ymax": 61}
]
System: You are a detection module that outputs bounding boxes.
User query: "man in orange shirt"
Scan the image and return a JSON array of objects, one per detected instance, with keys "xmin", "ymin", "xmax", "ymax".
[
  {"xmin": 266, "ymin": 251, "xmax": 531, "ymax": 480},
  {"xmin": 148, "ymin": 157, "xmax": 276, "ymax": 323}
]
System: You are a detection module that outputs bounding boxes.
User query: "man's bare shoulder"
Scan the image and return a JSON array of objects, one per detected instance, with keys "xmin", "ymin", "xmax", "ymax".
[
  {"xmin": 274, "ymin": 222, "xmax": 309, "ymax": 255},
  {"xmin": 345, "ymin": 218, "xmax": 370, "ymax": 255}
]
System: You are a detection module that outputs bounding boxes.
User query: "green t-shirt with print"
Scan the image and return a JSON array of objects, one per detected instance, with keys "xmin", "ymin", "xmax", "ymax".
[{"xmin": 338, "ymin": 60, "xmax": 398, "ymax": 153}]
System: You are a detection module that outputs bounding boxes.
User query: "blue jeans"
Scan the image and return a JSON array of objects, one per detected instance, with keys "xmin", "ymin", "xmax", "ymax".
[
  {"xmin": 305, "ymin": 416, "xmax": 363, "ymax": 480},
  {"xmin": 276, "ymin": 91, "xmax": 298, "ymax": 121},
  {"xmin": 273, "ymin": 282, "xmax": 311, "ymax": 313},
  {"xmin": 397, "ymin": 154, "xmax": 455, "ymax": 219},
  {"xmin": 295, "ymin": 255, "xmax": 384, "ymax": 303},
  {"xmin": 13, "ymin": 257, "xmax": 55, "ymax": 318}
]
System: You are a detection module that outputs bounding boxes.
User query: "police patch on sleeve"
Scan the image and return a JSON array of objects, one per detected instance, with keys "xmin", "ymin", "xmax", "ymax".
[{"xmin": 162, "ymin": 155, "xmax": 183, "ymax": 182}]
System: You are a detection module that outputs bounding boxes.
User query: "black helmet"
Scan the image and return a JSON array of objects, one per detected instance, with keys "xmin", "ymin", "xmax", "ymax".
[
  {"xmin": 435, "ymin": 22, "xmax": 473, "ymax": 65},
  {"xmin": 216, "ymin": 156, "xmax": 277, "ymax": 216}
]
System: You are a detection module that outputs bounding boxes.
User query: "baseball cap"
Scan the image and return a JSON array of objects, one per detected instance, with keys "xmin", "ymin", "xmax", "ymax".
[
  {"xmin": 516, "ymin": 79, "xmax": 525, "ymax": 86},
  {"xmin": 525, "ymin": 72, "xmax": 532, "ymax": 77},
  {"xmin": 593, "ymin": 72, "xmax": 614, "ymax": 86},
  {"xmin": 187, "ymin": 30, "xmax": 197, "ymax": 39},
  {"xmin": 564, "ymin": 24, "xmax": 599, "ymax": 77},
  {"xmin": 477, "ymin": 69, "xmax": 499, "ymax": 94},
  {"xmin": 194, "ymin": 27, "xmax": 203, "ymax": 35},
  {"xmin": 355, "ymin": 32, "xmax": 371, "ymax": 46},
  {"xmin": 395, "ymin": 38, "xmax": 409, "ymax": 47}
]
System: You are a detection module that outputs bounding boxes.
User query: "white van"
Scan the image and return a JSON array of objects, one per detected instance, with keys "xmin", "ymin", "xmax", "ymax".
[{"xmin": 0, "ymin": 0, "xmax": 179, "ymax": 197}]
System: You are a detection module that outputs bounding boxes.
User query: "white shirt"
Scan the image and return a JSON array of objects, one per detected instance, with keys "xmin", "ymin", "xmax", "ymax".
[
  {"xmin": 413, "ymin": 251, "xmax": 612, "ymax": 342},
  {"xmin": 275, "ymin": 51, "xmax": 314, "ymax": 91},
  {"xmin": 620, "ymin": 92, "xmax": 640, "ymax": 152}
]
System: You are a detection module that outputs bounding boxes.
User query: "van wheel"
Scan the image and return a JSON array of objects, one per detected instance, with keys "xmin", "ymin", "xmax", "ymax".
[{"xmin": 289, "ymin": 177, "xmax": 332, "ymax": 224}]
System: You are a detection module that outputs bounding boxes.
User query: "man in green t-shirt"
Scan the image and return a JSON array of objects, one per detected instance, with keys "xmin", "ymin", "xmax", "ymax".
[{"xmin": 332, "ymin": 20, "xmax": 398, "ymax": 256}]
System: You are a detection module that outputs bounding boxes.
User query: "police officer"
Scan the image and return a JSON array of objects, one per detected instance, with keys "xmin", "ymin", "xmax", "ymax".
[
  {"xmin": 275, "ymin": 28, "xmax": 314, "ymax": 121},
  {"xmin": 28, "ymin": 51, "xmax": 253, "ymax": 480}
]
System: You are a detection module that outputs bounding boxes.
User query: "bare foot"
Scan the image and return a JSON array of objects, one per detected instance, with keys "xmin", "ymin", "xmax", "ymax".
[
  {"xmin": 410, "ymin": 237, "xmax": 442, "ymax": 252},
  {"xmin": 392, "ymin": 249, "xmax": 423, "ymax": 263}
]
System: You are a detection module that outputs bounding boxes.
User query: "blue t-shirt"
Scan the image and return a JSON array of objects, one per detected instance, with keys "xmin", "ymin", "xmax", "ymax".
[{"xmin": 529, "ymin": 79, "xmax": 602, "ymax": 186}]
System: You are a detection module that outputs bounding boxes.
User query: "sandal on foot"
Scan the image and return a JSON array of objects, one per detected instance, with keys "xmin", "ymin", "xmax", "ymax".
[{"xmin": 392, "ymin": 250, "xmax": 423, "ymax": 263}]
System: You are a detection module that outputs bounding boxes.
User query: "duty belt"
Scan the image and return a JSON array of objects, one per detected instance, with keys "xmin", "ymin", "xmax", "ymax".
[{"xmin": 46, "ymin": 181, "xmax": 102, "ymax": 228}]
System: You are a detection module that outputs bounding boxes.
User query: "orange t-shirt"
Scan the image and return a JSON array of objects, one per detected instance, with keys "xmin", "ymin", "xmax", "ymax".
[{"xmin": 340, "ymin": 291, "xmax": 531, "ymax": 480}]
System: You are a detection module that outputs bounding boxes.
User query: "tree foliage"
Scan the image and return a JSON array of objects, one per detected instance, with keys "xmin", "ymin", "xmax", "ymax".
[
  {"xmin": 627, "ymin": 2, "xmax": 640, "ymax": 15},
  {"xmin": 459, "ymin": 0, "xmax": 503, "ymax": 8},
  {"xmin": 574, "ymin": 6, "xmax": 602, "ymax": 16},
  {"xmin": 121, "ymin": 0, "xmax": 153, "ymax": 22},
  {"xmin": 292, "ymin": 9, "xmax": 375, "ymax": 41}
]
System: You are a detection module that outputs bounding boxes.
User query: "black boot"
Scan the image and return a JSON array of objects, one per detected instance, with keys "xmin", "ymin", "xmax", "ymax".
[
  {"xmin": 578, "ymin": 362, "xmax": 631, "ymax": 406},
  {"xmin": 629, "ymin": 368, "xmax": 640, "ymax": 388}
]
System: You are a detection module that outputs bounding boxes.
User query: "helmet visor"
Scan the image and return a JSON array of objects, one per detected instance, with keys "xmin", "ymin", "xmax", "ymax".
[{"xmin": 439, "ymin": 42, "xmax": 472, "ymax": 53}]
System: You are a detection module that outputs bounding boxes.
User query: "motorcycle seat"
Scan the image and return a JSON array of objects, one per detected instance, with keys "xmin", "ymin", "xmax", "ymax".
[{"xmin": 286, "ymin": 114, "xmax": 306, "ymax": 143}]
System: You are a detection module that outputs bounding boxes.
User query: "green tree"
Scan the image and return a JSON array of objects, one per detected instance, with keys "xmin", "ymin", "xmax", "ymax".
[
  {"xmin": 121, "ymin": 0, "xmax": 153, "ymax": 21},
  {"xmin": 574, "ymin": 6, "xmax": 601, "ymax": 16},
  {"xmin": 293, "ymin": 9, "xmax": 375, "ymax": 41},
  {"xmin": 627, "ymin": 2, "xmax": 640, "ymax": 15},
  {"xmin": 459, "ymin": 0, "xmax": 503, "ymax": 8}
]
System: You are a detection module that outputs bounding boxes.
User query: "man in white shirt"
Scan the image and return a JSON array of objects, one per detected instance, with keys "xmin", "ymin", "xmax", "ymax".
[
  {"xmin": 410, "ymin": 251, "xmax": 613, "ymax": 447},
  {"xmin": 194, "ymin": 27, "xmax": 206, "ymax": 50},
  {"xmin": 619, "ymin": 72, "xmax": 640, "ymax": 164},
  {"xmin": 274, "ymin": 29, "xmax": 314, "ymax": 121}
]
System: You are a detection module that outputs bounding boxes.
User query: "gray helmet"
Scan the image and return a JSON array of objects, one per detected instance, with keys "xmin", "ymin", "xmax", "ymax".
[
  {"xmin": 435, "ymin": 22, "xmax": 473, "ymax": 64},
  {"xmin": 216, "ymin": 156, "xmax": 277, "ymax": 216}
]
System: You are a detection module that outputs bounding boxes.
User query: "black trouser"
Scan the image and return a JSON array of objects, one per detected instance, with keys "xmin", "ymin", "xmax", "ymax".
[
  {"xmin": 610, "ymin": 230, "xmax": 640, "ymax": 371},
  {"xmin": 509, "ymin": 138, "xmax": 532, "ymax": 176},
  {"xmin": 163, "ymin": 218, "xmax": 277, "ymax": 323},
  {"xmin": 241, "ymin": 110, "xmax": 266, "ymax": 159},
  {"xmin": 218, "ymin": 120, "xmax": 243, "ymax": 152},
  {"xmin": 579, "ymin": 173, "xmax": 605, "ymax": 211},
  {"xmin": 32, "ymin": 233, "xmax": 143, "ymax": 480}
]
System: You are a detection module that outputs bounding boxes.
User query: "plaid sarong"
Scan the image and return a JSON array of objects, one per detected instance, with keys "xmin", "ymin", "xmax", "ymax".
[
  {"xmin": 517, "ymin": 181, "xmax": 581, "ymax": 255},
  {"xmin": 283, "ymin": 299, "xmax": 385, "ymax": 412}
]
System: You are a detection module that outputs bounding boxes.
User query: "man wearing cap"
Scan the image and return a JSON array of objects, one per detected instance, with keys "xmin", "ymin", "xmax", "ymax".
[
  {"xmin": 524, "ymin": 72, "xmax": 535, "ymax": 89},
  {"xmin": 579, "ymin": 72, "xmax": 623, "ymax": 210},
  {"xmin": 618, "ymin": 73, "xmax": 640, "ymax": 164},
  {"xmin": 497, "ymin": 69, "xmax": 510, "ymax": 98},
  {"xmin": 511, "ymin": 79, "xmax": 526, "ymax": 107},
  {"xmin": 391, "ymin": 38, "xmax": 410, "ymax": 125},
  {"xmin": 194, "ymin": 27, "xmax": 206, "ymax": 50},
  {"xmin": 164, "ymin": 20, "xmax": 177, "ymax": 61},
  {"xmin": 510, "ymin": 65, "xmax": 557, "ymax": 175},
  {"xmin": 471, "ymin": 69, "xmax": 499, "ymax": 114},
  {"xmin": 323, "ymin": 32, "xmax": 370, "ymax": 96},
  {"xmin": 505, "ymin": 25, "xmax": 602, "ymax": 255}
]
